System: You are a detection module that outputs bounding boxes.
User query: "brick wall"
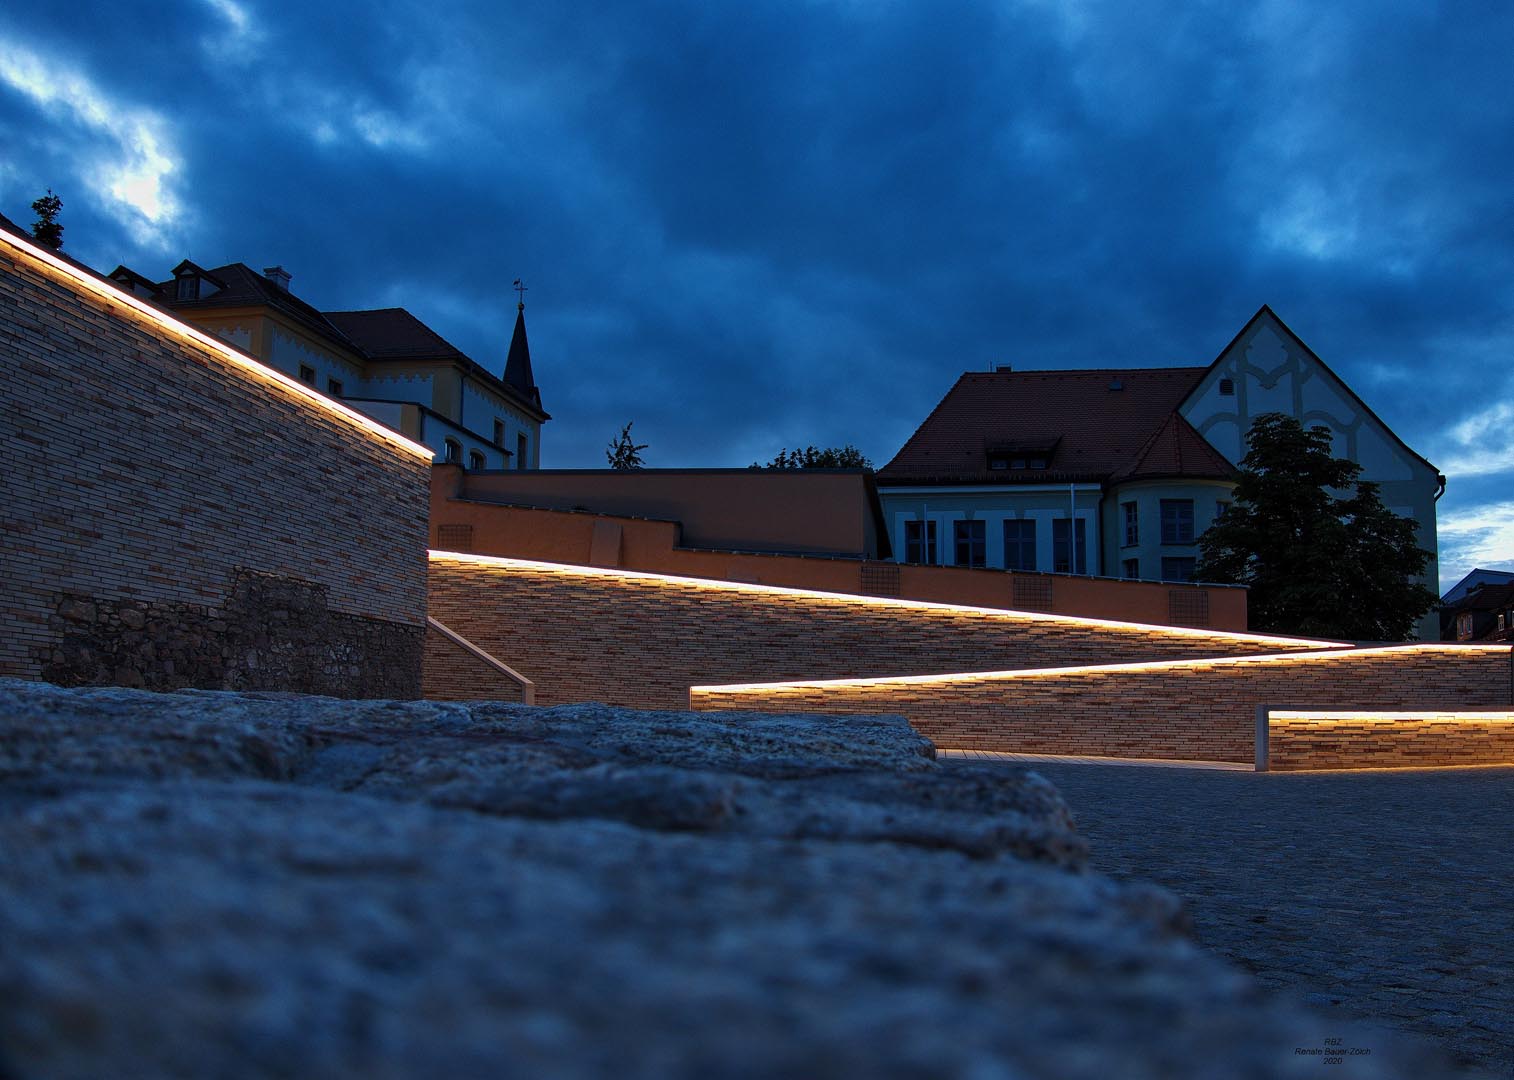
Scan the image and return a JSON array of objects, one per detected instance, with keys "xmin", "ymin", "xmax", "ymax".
[
  {"xmin": 1266, "ymin": 710, "xmax": 1514, "ymax": 771},
  {"xmin": 690, "ymin": 647, "xmax": 1514, "ymax": 763},
  {"xmin": 1, "ymin": 232, "xmax": 431, "ymax": 697},
  {"xmin": 425, "ymin": 554, "xmax": 1336, "ymax": 710},
  {"xmin": 422, "ymin": 619, "xmax": 530, "ymax": 703}
]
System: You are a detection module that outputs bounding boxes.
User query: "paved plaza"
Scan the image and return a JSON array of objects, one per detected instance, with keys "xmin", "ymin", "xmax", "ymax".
[{"xmin": 946, "ymin": 754, "xmax": 1514, "ymax": 1076}]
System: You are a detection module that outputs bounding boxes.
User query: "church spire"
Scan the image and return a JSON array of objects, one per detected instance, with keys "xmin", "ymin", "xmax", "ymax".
[{"xmin": 504, "ymin": 280, "xmax": 540, "ymax": 408}]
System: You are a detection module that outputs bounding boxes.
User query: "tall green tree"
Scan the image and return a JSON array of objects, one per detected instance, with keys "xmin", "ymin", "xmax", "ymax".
[
  {"xmin": 1195, "ymin": 413, "xmax": 1436, "ymax": 640},
  {"xmin": 30, "ymin": 189, "xmax": 64, "ymax": 249},
  {"xmin": 751, "ymin": 445, "xmax": 873, "ymax": 469},
  {"xmin": 605, "ymin": 422, "xmax": 648, "ymax": 470}
]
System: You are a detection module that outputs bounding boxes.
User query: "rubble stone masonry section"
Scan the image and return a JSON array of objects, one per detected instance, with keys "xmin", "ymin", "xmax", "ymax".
[
  {"xmin": 690, "ymin": 649, "xmax": 1514, "ymax": 763},
  {"xmin": 1267, "ymin": 710, "xmax": 1514, "ymax": 771},
  {"xmin": 425, "ymin": 556, "xmax": 1335, "ymax": 711},
  {"xmin": 0, "ymin": 239, "xmax": 430, "ymax": 696}
]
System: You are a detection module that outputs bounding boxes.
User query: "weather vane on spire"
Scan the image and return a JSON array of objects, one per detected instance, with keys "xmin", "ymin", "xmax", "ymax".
[{"xmin": 513, "ymin": 278, "xmax": 528, "ymax": 309}]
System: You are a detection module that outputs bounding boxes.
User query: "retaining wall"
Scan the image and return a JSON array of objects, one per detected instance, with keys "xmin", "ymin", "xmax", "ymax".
[
  {"xmin": 426, "ymin": 553, "xmax": 1337, "ymax": 710},
  {"xmin": 1263, "ymin": 709, "xmax": 1514, "ymax": 771},
  {"xmin": 690, "ymin": 647, "xmax": 1514, "ymax": 763},
  {"xmin": 0, "ymin": 229, "xmax": 432, "ymax": 696}
]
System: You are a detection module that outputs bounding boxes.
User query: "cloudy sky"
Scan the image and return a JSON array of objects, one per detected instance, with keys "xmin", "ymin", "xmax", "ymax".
[{"xmin": 3, "ymin": 1, "xmax": 1512, "ymax": 589}]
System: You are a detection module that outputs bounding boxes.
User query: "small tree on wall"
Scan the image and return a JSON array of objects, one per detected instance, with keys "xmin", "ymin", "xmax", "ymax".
[
  {"xmin": 606, "ymin": 422, "xmax": 648, "ymax": 470},
  {"xmin": 1194, "ymin": 412, "xmax": 1437, "ymax": 640},
  {"xmin": 30, "ymin": 189, "xmax": 64, "ymax": 249}
]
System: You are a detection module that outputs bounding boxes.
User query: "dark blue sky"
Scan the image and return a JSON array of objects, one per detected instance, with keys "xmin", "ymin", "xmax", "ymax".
[{"xmin": 3, "ymin": 1, "xmax": 1511, "ymax": 587}]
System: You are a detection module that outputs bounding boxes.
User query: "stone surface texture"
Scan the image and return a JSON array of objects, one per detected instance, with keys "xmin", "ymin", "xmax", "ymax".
[{"xmin": 0, "ymin": 679, "xmax": 1458, "ymax": 1078}]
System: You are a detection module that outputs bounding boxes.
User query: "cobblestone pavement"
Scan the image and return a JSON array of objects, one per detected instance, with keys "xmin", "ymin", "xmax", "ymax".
[{"xmin": 948, "ymin": 757, "xmax": 1514, "ymax": 1077}]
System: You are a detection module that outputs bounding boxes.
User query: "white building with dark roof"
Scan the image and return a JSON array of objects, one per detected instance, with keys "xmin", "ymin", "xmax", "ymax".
[
  {"xmin": 878, "ymin": 306, "xmax": 1443, "ymax": 639},
  {"xmin": 108, "ymin": 260, "xmax": 549, "ymax": 470}
]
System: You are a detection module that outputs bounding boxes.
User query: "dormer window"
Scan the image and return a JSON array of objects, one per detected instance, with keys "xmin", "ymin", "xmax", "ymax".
[{"xmin": 176, "ymin": 275, "xmax": 199, "ymax": 301}]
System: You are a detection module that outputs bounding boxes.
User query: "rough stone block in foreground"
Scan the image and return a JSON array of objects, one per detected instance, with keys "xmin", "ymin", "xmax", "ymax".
[{"xmin": 0, "ymin": 679, "xmax": 1454, "ymax": 1078}]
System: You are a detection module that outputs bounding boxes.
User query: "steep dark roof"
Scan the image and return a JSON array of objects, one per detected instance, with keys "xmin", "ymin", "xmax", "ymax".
[
  {"xmin": 326, "ymin": 307, "xmax": 549, "ymax": 421},
  {"xmin": 879, "ymin": 367, "xmax": 1207, "ymax": 485},
  {"xmin": 155, "ymin": 262, "xmax": 360, "ymax": 356},
  {"xmin": 1110, "ymin": 411, "xmax": 1236, "ymax": 483},
  {"xmin": 503, "ymin": 304, "xmax": 540, "ymax": 407},
  {"xmin": 325, "ymin": 307, "xmax": 470, "ymax": 363}
]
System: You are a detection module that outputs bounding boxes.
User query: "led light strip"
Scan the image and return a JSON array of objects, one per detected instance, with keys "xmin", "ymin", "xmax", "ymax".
[
  {"xmin": 427, "ymin": 549, "xmax": 1346, "ymax": 648},
  {"xmin": 1, "ymin": 229, "xmax": 434, "ymax": 461},
  {"xmin": 689, "ymin": 643, "xmax": 1514, "ymax": 694},
  {"xmin": 1270, "ymin": 710, "xmax": 1514, "ymax": 723}
]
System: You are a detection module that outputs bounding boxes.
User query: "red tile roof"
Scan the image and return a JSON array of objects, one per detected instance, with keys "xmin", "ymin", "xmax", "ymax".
[
  {"xmin": 879, "ymin": 367, "xmax": 1212, "ymax": 485},
  {"xmin": 1110, "ymin": 410, "xmax": 1236, "ymax": 482},
  {"xmin": 324, "ymin": 307, "xmax": 470, "ymax": 362}
]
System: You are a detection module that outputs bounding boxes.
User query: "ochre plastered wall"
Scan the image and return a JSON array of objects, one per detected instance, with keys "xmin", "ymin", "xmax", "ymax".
[
  {"xmin": 430, "ymin": 472, "xmax": 1251, "ymax": 631},
  {"xmin": 425, "ymin": 553, "xmax": 1334, "ymax": 711},
  {"xmin": 0, "ymin": 234, "xmax": 431, "ymax": 696},
  {"xmin": 690, "ymin": 648, "xmax": 1514, "ymax": 764}
]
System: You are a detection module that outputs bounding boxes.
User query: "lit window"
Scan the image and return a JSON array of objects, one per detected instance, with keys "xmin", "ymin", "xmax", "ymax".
[
  {"xmin": 904, "ymin": 520, "xmax": 937, "ymax": 564},
  {"xmin": 444, "ymin": 438, "xmax": 462, "ymax": 464},
  {"xmin": 1052, "ymin": 518, "xmax": 1087, "ymax": 574},
  {"xmin": 1121, "ymin": 501, "xmax": 1139, "ymax": 546},
  {"xmin": 298, "ymin": 364, "xmax": 315, "ymax": 385},
  {"xmin": 954, "ymin": 520, "xmax": 986, "ymax": 568},
  {"xmin": 516, "ymin": 433, "xmax": 528, "ymax": 469},
  {"xmin": 468, "ymin": 450, "xmax": 486, "ymax": 470},
  {"xmin": 327, "ymin": 377, "xmax": 343, "ymax": 396},
  {"xmin": 1161, "ymin": 556, "xmax": 1196, "ymax": 582},
  {"xmin": 1160, "ymin": 499, "xmax": 1195, "ymax": 544},
  {"xmin": 1123, "ymin": 558, "xmax": 1140, "ymax": 580},
  {"xmin": 1003, "ymin": 519, "xmax": 1036, "ymax": 571}
]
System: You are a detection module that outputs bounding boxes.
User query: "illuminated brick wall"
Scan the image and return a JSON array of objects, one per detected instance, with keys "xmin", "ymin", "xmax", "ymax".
[
  {"xmin": 1265, "ymin": 710, "xmax": 1514, "ymax": 771},
  {"xmin": 690, "ymin": 647, "xmax": 1514, "ymax": 763},
  {"xmin": 426, "ymin": 553, "xmax": 1338, "ymax": 710},
  {"xmin": 422, "ymin": 620, "xmax": 531, "ymax": 703},
  {"xmin": 0, "ymin": 231, "xmax": 432, "ymax": 696}
]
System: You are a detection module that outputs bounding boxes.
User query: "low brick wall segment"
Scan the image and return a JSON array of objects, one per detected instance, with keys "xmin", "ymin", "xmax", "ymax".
[
  {"xmin": 1263, "ymin": 709, "xmax": 1514, "ymax": 771},
  {"xmin": 426, "ymin": 552, "xmax": 1339, "ymax": 710},
  {"xmin": 691, "ymin": 647, "xmax": 1514, "ymax": 764}
]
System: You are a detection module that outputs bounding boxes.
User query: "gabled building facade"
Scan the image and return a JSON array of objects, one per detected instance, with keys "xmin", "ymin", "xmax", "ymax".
[
  {"xmin": 108, "ymin": 260, "xmax": 548, "ymax": 470},
  {"xmin": 878, "ymin": 306, "xmax": 1444, "ymax": 639}
]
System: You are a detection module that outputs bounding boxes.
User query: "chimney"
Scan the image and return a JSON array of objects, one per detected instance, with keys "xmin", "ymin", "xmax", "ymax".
[{"xmin": 263, "ymin": 265, "xmax": 291, "ymax": 291}]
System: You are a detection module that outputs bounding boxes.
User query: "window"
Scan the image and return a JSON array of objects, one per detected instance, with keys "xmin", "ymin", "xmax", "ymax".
[
  {"xmin": 1123, "ymin": 558, "xmax": 1140, "ymax": 580},
  {"xmin": 1052, "ymin": 518, "xmax": 1088, "ymax": 574},
  {"xmin": 327, "ymin": 377, "xmax": 343, "ymax": 396},
  {"xmin": 1456, "ymin": 613, "xmax": 1473, "ymax": 641},
  {"xmin": 444, "ymin": 438, "xmax": 462, "ymax": 464},
  {"xmin": 1161, "ymin": 556, "xmax": 1196, "ymax": 582},
  {"xmin": 516, "ymin": 433, "xmax": 528, "ymax": 469},
  {"xmin": 1003, "ymin": 519, "xmax": 1036, "ymax": 571},
  {"xmin": 468, "ymin": 450, "xmax": 486, "ymax": 471},
  {"xmin": 176, "ymin": 275, "xmax": 199, "ymax": 301},
  {"xmin": 954, "ymin": 520, "xmax": 986, "ymax": 568},
  {"xmin": 1215, "ymin": 500, "xmax": 1231, "ymax": 519},
  {"xmin": 494, "ymin": 419, "xmax": 506, "ymax": 447},
  {"xmin": 1219, "ymin": 377, "xmax": 1235, "ymax": 396},
  {"xmin": 1121, "ymin": 501, "xmax": 1139, "ymax": 546},
  {"xmin": 904, "ymin": 520, "xmax": 937, "ymax": 565},
  {"xmin": 298, "ymin": 364, "xmax": 315, "ymax": 385},
  {"xmin": 1160, "ymin": 499, "xmax": 1195, "ymax": 544}
]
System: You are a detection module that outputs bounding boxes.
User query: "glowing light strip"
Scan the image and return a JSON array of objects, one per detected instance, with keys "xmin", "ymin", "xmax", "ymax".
[
  {"xmin": 1270, "ymin": 711, "xmax": 1514, "ymax": 723},
  {"xmin": 689, "ymin": 644, "xmax": 1514, "ymax": 694},
  {"xmin": 426, "ymin": 550, "xmax": 1344, "ymax": 648},
  {"xmin": 1, "ymin": 229, "xmax": 434, "ymax": 461}
]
